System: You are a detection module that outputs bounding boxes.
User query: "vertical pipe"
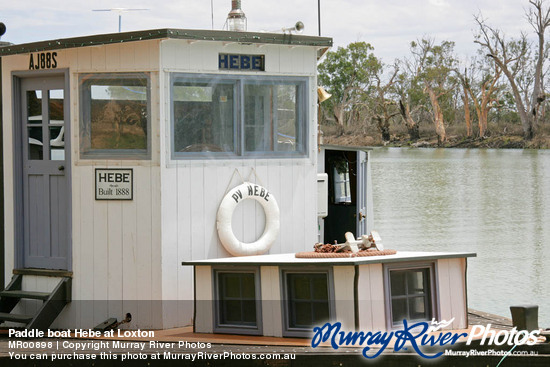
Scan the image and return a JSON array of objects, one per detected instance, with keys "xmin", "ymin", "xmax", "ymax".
[
  {"xmin": 118, "ymin": 14, "xmax": 122, "ymax": 32},
  {"xmin": 211, "ymin": 0, "xmax": 214, "ymax": 29},
  {"xmin": 318, "ymin": 0, "xmax": 321, "ymax": 36},
  {"xmin": 0, "ymin": 56, "xmax": 4, "ymax": 289},
  {"xmin": 354, "ymin": 265, "xmax": 359, "ymax": 329}
]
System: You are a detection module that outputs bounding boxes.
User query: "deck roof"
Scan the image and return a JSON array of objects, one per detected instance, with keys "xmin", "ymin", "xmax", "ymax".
[
  {"xmin": 182, "ymin": 251, "xmax": 476, "ymax": 266},
  {"xmin": 0, "ymin": 28, "xmax": 333, "ymax": 57}
]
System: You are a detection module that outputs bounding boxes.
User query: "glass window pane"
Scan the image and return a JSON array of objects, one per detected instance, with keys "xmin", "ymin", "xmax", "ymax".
[
  {"xmin": 392, "ymin": 298, "xmax": 407, "ymax": 323},
  {"xmin": 28, "ymin": 126, "xmax": 43, "ymax": 160},
  {"xmin": 49, "ymin": 126, "xmax": 65, "ymax": 161},
  {"xmin": 90, "ymin": 84, "xmax": 147, "ymax": 150},
  {"xmin": 80, "ymin": 74, "xmax": 149, "ymax": 157},
  {"xmin": 217, "ymin": 272, "xmax": 257, "ymax": 328},
  {"xmin": 292, "ymin": 302, "xmax": 312, "ymax": 328},
  {"xmin": 222, "ymin": 300, "xmax": 241, "ymax": 323},
  {"xmin": 390, "ymin": 271, "xmax": 406, "ymax": 296},
  {"xmin": 312, "ymin": 275, "xmax": 329, "ymax": 299},
  {"xmin": 275, "ymin": 84, "xmax": 298, "ymax": 152},
  {"xmin": 49, "ymin": 89, "xmax": 64, "ymax": 123},
  {"xmin": 312, "ymin": 301, "xmax": 330, "ymax": 324},
  {"xmin": 244, "ymin": 82, "xmax": 302, "ymax": 153},
  {"xmin": 242, "ymin": 300, "xmax": 257, "ymax": 323},
  {"xmin": 287, "ymin": 272, "xmax": 331, "ymax": 330},
  {"xmin": 407, "ymin": 270, "xmax": 426, "ymax": 295},
  {"xmin": 173, "ymin": 80, "xmax": 234, "ymax": 153},
  {"xmin": 27, "ymin": 90, "xmax": 42, "ymax": 125},
  {"xmin": 222, "ymin": 274, "xmax": 241, "ymax": 298},
  {"xmin": 410, "ymin": 296, "xmax": 428, "ymax": 321},
  {"xmin": 241, "ymin": 273, "xmax": 256, "ymax": 299},
  {"xmin": 334, "ymin": 165, "xmax": 351, "ymax": 203},
  {"xmin": 390, "ymin": 268, "xmax": 432, "ymax": 325},
  {"xmin": 289, "ymin": 275, "xmax": 311, "ymax": 300},
  {"xmin": 171, "ymin": 75, "xmax": 307, "ymax": 158}
]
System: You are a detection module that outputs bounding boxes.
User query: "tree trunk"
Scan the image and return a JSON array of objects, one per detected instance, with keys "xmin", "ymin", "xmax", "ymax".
[
  {"xmin": 530, "ymin": 10, "xmax": 546, "ymax": 132},
  {"xmin": 497, "ymin": 61, "xmax": 534, "ymax": 140},
  {"xmin": 479, "ymin": 108, "xmax": 488, "ymax": 137},
  {"xmin": 462, "ymin": 88, "xmax": 472, "ymax": 137},
  {"xmin": 399, "ymin": 99, "xmax": 420, "ymax": 141},
  {"xmin": 426, "ymin": 86, "xmax": 446, "ymax": 144},
  {"xmin": 374, "ymin": 116, "xmax": 391, "ymax": 141},
  {"xmin": 333, "ymin": 105, "xmax": 345, "ymax": 126}
]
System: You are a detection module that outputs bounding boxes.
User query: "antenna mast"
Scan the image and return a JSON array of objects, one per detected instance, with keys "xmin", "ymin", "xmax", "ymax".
[{"xmin": 92, "ymin": 8, "xmax": 149, "ymax": 32}]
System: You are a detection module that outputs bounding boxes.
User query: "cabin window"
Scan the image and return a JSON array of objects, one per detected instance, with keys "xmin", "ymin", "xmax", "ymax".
[
  {"xmin": 243, "ymin": 80, "xmax": 305, "ymax": 154},
  {"xmin": 333, "ymin": 166, "xmax": 352, "ymax": 203},
  {"xmin": 214, "ymin": 269, "xmax": 262, "ymax": 335},
  {"xmin": 171, "ymin": 74, "xmax": 308, "ymax": 158},
  {"xmin": 172, "ymin": 77, "xmax": 237, "ymax": 155},
  {"xmin": 385, "ymin": 265, "xmax": 435, "ymax": 328},
  {"xmin": 79, "ymin": 73, "xmax": 150, "ymax": 159},
  {"xmin": 282, "ymin": 270, "xmax": 334, "ymax": 337}
]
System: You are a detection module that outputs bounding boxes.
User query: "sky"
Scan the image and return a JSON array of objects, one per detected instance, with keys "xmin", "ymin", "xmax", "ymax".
[{"xmin": 0, "ymin": 0, "xmax": 540, "ymax": 63}]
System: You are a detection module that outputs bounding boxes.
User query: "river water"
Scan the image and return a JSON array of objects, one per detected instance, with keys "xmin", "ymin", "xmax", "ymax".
[{"xmin": 370, "ymin": 147, "xmax": 550, "ymax": 328}]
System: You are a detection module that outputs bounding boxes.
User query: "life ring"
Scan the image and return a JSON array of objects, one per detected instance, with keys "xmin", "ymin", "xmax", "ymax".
[{"xmin": 217, "ymin": 182, "xmax": 280, "ymax": 256}]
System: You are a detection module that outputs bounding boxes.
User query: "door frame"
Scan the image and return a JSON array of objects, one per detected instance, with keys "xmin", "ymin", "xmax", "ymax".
[
  {"xmin": 12, "ymin": 69, "xmax": 72, "ymax": 270},
  {"xmin": 320, "ymin": 145, "xmax": 372, "ymax": 244}
]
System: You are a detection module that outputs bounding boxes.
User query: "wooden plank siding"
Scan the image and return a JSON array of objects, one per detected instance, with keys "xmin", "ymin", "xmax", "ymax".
[
  {"xmin": 194, "ymin": 266, "xmax": 213, "ymax": 333},
  {"xmin": 437, "ymin": 258, "xmax": 468, "ymax": 330},
  {"xmin": 2, "ymin": 37, "xmax": 320, "ymax": 329},
  {"xmin": 260, "ymin": 266, "xmax": 283, "ymax": 337},
  {"xmin": 333, "ymin": 266, "xmax": 355, "ymax": 331},
  {"xmin": 158, "ymin": 39, "xmax": 319, "ymax": 330}
]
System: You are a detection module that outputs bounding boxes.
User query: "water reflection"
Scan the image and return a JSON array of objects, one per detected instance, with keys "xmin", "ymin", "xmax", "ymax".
[{"xmin": 371, "ymin": 148, "xmax": 550, "ymax": 327}]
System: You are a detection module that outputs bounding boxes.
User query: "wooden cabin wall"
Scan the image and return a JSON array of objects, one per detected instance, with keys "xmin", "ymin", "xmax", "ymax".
[
  {"xmin": 437, "ymin": 257, "xmax": 468, "ymax": 330},
  {"xmin": 333, "ymin": 265, "xmax": 355, "ymax": 331},
  {"xmin": 357, "ymin": 263, "xmax": 386, "ymax": 332},
  {"xmin": 159, "ymin": 40, "xmax": 320, "ymax": 328},
  {"xmin": 2, "ymin": 38, "xmax": 321, "ymax": 329},
  {"xmin": 1, "ymin": 57, "xmax": 15, "ymax": 286},
  {"xmin": 2, "ymin": 40, "xmax": 164, "ymax": 329}
]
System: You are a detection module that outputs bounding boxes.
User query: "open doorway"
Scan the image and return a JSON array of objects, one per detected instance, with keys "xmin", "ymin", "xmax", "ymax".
[{"xmin": 321, "ymin": 147, "xmax": 370, "ymax": 244}]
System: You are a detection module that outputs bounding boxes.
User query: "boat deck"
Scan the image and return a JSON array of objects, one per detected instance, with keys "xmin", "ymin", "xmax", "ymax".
[{"xmin": 2, "ymin": 309, "xmax": 548, "ymax": 366}]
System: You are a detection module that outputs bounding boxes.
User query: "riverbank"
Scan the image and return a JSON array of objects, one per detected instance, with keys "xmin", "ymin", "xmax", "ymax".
[
  {"xmin": 321, "ymin": 124, "xmax": 550, "ymax": 149},
  {"xmin": 323, "ymin": 133, "xmax": 550, "ymax": 149}
]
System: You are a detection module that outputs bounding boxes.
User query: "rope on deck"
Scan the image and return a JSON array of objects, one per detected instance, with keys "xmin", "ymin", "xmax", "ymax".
[{"xmin": 295, "ymin": 249, "xmax": 397, "ymax": 258}]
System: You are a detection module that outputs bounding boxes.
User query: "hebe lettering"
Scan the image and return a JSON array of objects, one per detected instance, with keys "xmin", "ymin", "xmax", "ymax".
[{"xmin": 98, "ymin": 172, "xmax": 130, "ymax": 183}]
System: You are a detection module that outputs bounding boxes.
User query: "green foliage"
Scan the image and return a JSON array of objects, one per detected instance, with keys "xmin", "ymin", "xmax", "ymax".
[
  {"xmin": 412, "ymin": 39, "xmax": 458, "ymax": 93},
  {"xmin": 316, "ymin": 2, "xmax": 550, "ymax": 143},
  {"xmin": 318, "ymin": 42, "xmax": 382, "ymax": 124}
]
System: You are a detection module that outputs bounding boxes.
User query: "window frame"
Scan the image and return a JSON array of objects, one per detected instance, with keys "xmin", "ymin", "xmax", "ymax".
[
  {"xmin": 383, "ymin": 262, "xmax": 438, "ymax": 330},
  {"xmin": 170, "ymin": 74, "xmax": 239, "ymax": 159},
  {"xmin": 280, "ymin": 267, "xmax": 336, "ymax": 338},
  {"xmin": 170, "ymin": 73, "xmax": 309, "ymax": 160},
  {"xmin": 333, "ymin": 166, "xmax": 352, "ymax": 203},
  {"xmin": 212, "ymin": 267, "xmax": 263, "ymax": 335},
  {"xmin": 79, "ymin": 72, "xmax": 151, "ymax": 160}
]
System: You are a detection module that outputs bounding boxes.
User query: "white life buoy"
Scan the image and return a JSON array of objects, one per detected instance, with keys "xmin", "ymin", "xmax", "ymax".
[{"xmin": 217, "ymin": 182, "xmax": 280, "ymax": 256}]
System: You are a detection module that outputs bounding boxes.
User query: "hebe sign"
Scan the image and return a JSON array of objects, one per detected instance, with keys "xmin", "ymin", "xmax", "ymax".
[
  {"xmin": 219, "ymin": 53, "xmax": 265, "ymax": 71},
  {"xmin": 95, "ymin": 169, "xmax": 133, "ymax": 200}
]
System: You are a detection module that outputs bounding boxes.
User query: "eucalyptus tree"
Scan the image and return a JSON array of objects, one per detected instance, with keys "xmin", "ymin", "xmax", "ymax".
[
  {"xmin": 318, "ymin": 42, "xmax": 382, "ymax": 127},
  {"xmin": 394, "ymin": 57, "xmax": 425, "ymax": 141},
  {"xmin": 455, "ymin": 54, "xmax": 504, "ymax": 138},
  {"xmin": 372, "ymin": 63, "xmax": 400, "ymax": 141},
  {"xmin": 474, "ymin": 0, "xmax": 550, "ymax": 139},
  {"xmin": 411, "ymin": 38, "xmax": 458, "ymax": 144}
]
